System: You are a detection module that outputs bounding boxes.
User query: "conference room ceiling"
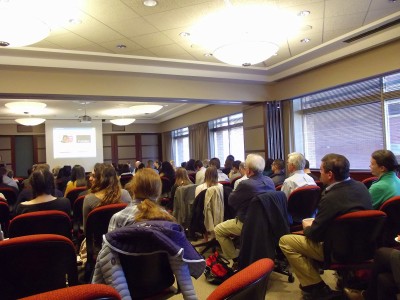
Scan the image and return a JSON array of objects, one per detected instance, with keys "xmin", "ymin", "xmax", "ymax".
[{"xmin": 0, "ymin": 0, "xmax": 399, "ymax": 124}]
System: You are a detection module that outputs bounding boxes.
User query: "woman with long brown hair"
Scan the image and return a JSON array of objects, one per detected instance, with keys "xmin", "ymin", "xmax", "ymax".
[
  {"xmin": 108, "ymin": 168, "xmax": 174, "ymax": 231},
  {"xmin": 82, "ymin": 163, "xmax": 131, "ymax": 232},
  {"xmin": 195, "ymin": 166, "xmax": 222, "ymax": 198}
]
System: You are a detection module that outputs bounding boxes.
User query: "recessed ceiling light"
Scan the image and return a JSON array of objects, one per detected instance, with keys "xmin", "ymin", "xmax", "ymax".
[
  {"xmin": 179, "ymin": 32, "xmax": 190, "ymax": 37},
  {"xmin": 69, "ymin": 18, "xmax": 82, "ymax": 25},
  {"xmin": 143, "ymin": 0, "xmax": 157, "ymax": 7},
  {"xmin": 204, "ymin": 53, "xmax": 213, "ymax": 57},
  {"xmin": 300, "ymin": 25, "xmax": 313, "ymax": 31},
  {"xmin": 301, "ymin": 38, "xmax": 311, "ymax": 43},
  {"xmin": 298, "ymin": 10, "xmax": 311, "ymax": 17},
  {"xmin": 116, "ymin": 44, "xmax": 127, "ymax": 49}
]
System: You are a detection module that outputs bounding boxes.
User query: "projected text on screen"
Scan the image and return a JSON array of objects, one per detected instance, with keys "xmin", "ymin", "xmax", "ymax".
[{"xmin": 53, "ymin": 127, "xmax": 97, "ymax": 158}]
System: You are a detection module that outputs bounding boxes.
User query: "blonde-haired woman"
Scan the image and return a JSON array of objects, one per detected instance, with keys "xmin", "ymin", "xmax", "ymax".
[
  {"xmin": 108, "ymin": 168, "xmax": 174, "ymax": 231},
  {"xmin": 194, "ymin": 166, "xmax": 222, "ymax": 198}
]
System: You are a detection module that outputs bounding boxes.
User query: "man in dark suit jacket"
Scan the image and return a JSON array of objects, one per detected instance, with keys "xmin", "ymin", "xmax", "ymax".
[
  {"xmin": 279, "ymin": 153, "xmax": 372, "ymax": 300},
  {"xmin": 214, "ymin": 154, "xmax": 274, "ymax": 266}
]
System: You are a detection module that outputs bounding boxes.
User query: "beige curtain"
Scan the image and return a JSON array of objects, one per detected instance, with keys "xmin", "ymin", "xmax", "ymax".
[
  {"xmin": 162, "ymin": 131, "xmax": 173, "ymax": 162},
  {"xmin": 189, "ymin": 122, "xmax": 210, "ymax": 160}
]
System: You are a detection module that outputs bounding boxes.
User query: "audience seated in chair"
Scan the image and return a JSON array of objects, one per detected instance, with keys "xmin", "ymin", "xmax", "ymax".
[
  {"xmin": 281, "ymin": 152, "xmax": 316, "ymax": 199},
  {"xmin": 228, "ymin": 160, "xmax": 242, "ymax": 182},
  {"xmin": 215, "ymin": 154, "xmax": 274, "ymax": 268},
  {"xmin": 304, "ymin": 159, "xmax": 320, "ymax": 181},
  {"xmin": 82, "ymin": 163, "xmax": 131, "ymax": 234},
  {"xmin": 210, "ymin": 157, "xmax": 229, "ymax": 182},
  {"xmin": 195, "ymin": 166, "xmax": 223, "ymax": 198},
  {"xmin": 96, "ymin": 168, "xmax": 203, "ymax": 299},
  {"xmin": 169, "ymin": 167, "xmax": 193, "ymax": 211},
  {"xmin": 269, "ymin": 159, "xmax": 286, "ymax": 186},
  {"xmin": 64, "ymin": 164, "xmax": 87, "ymax": 197},
  {"xmin": 368, "ymin": 149, "xmax": 400, "ymax": 209},
  {"xmin": 232, "ymin": 162, "xmax": 247, "ymax": 190},
  {"xmin": 279, "ymin": 153, "xmax": 373, "ymax": 300},
  {"xmin": 195, "ymin": 159, "xmax": 206, "ymax": 184},
  {"xmin": 15, "ymin": 166, "xmax": 71, "ymax": 217}
]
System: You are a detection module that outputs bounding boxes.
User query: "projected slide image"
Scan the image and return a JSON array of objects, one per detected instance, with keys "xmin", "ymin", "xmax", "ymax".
[{"xmin": 54, "ymin": 128, "xmax": 97, "ymax": 158}]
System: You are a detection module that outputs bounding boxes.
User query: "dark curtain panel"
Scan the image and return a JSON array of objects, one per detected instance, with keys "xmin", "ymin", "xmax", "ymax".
[{"xmin": 162, "ymin": 131, "xmax": 173, "ymax": 162}]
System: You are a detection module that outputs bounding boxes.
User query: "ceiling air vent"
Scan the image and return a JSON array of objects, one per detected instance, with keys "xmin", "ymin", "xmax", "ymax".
[{"xmin": 343, "ymin": 18, "xmax": 400, "ymax": 43}]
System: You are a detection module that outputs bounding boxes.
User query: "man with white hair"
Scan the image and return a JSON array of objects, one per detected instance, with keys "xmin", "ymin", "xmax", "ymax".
[
  {"xmin": 215, "ymin": 154, "xmax": 275, "ymax": 268},
  {"xmin": 281, "ymin": 152, "xmax": 316, "ymax": 199}
]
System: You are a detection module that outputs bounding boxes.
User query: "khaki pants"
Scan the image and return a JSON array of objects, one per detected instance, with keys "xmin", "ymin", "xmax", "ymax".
[
  {"xmin": 279, "ymin": 234, "xmax": 324, "ymax": 287},
  {"xmin": 214, "ymin": 218, "xmax": 242, "ymax": 260}
]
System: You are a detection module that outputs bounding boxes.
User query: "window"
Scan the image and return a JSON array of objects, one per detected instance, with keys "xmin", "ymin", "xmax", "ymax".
[
  {"xmin": 209, "ymin": 113, "xmax": 244, "ymax": 161},
  {"xmin": 384, "ymin": 72, "xmax": 400, "ymax": 157},
  {"xmin": 294, "ymin": 77, "xmax": 385, "ymax": 169},
  {"xmin": 172, "ymin": 127, "xmax": 189, "ymax": 166}
]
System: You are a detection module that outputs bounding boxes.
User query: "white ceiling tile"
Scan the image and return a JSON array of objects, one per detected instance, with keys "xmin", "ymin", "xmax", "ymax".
[
  {"xmin": 131, "ymin": 32, "xmax": 175, "ymax": 48},
  {"xmin": 148, "ymin": 44, "xmax": 189, "ymax": 57},
  {"xmin": 324, "ymin": 0, "xmax": 370, "ymax": 18},
  {"xmin": 45, "ymin": 32, "xmax": 95, "ymax": 49},
  {"xmin": 107, "ymin": 18, "xmax": 159, "ymax": 38},
  {"xmin": 324, "ymin": 14, "xmax": 365, "ymax": 32}
]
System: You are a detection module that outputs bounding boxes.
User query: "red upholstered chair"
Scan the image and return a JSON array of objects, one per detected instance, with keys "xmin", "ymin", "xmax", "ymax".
[
  {"xmin": 65, "ymin": 186, "xmax": 87, "ymax": 209},
  {"xmin": 0, "ymin": 234, "xmax": 78, "ymax": 300},
  {"xmin": 361, "ymin": 176, "xmax": 378, "ymax": 189},
  {"xmin": 8, "ymin": 210, "xmax": 72, "ymax": 239},
  {"xmin": 379, "ymin": 196, "xmax": 400, "ymax": 247},
  {"xmin": 0, "ymin": 200, "xmax": 10, "ymax": 237},
  {"xmin": 84, "ymin": 203, "xmax": 128, "ymax": 282},
  {"xmin": 207, "ymin": 258, "xmax": 275, "ymax": 300},
  {"xmin": 275, "ymin": 184, "xmax": 282, "ymax": 191},
  {"xmin": 287, "ymin": 185, "xmax": 321, "ymax": 231},
  {"xmin": 20, "ymin": 284, "xmax": 121, "ymax": 300},
  {"xmin": 322, "ymin": 210, "xmax": 387, "ymax": 288}
]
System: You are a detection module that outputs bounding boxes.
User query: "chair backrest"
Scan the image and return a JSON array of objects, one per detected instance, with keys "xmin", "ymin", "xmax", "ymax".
[
  {"xmin": 120, "ymin": 252, "xmax": 177, "ymax": 299},
  {"xmin": 207, "ymin": 258, "xmax": 275, "ymax": 300},
  {"xmin": 287, "ymin": 185, "xmax": 321, "ymax": 224},
  {"xmin": 379, "ymin": 195, "xmax": 400, "ymax": 247},
  {"xmin": 275, "ymin": 184, "xmax": 282, "ymax": 191},
  {"xmin": 19, "ymin": 284, "xmax": 121, "ymax": 300},
  {"xmin": 8, "ymin": 210, "xmax": 72, "ymax": 239},
  {"xmin": 120, "ymin": 174, "xmax": 133, "ymax": 188},
  {"xmin": 85, "ymin": 203, "xmax": 128, "ymax": 278},
  {"xmin": 172, "ymin": 184, "xmax": 197, "ymax": 228},
  {"xmin": 0, "ymin": 200, "xmax": 10, "ymax": 237},
  {"xmin": 65, "ymin": 186, "xmax": 87, "ymax": 208},
  {"xmin": 0, "ymin": 234, "xmax": 78, "ymax": 300},
  {"xmin": 0, "ymin": 187, "xmax": 18, "ymax": 210},
  {"xmin": 323, "ymin": 210, "xmax": 387, "ymax": 267},
  {"xmin": 230, "ymin": 176, "xmax": 242, "ymax": 189},
  {"xmin": 361, "ymin": 176, "xmax": 378, "ymax": 189},
  {"xmin": 161, "ymin": 176, "xmax": 172, "ymax": 194},
  {"xmin": 72, "ymin": 195, "xmax": 85, "ymax": 237}
]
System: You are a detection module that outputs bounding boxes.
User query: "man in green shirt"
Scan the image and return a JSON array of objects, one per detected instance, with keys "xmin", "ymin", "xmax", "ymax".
[{"xmin": 369, "ymin": 150, "xmax": 400, "ymax": 209}]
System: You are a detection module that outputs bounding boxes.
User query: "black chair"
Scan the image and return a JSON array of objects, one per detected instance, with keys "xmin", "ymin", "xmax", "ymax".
[
  {"xmin": 94, "ymin": 220, "xmax": 205, "ymax": 299},
  {"xmin": 379, "ymin": 196, "xmax": 400, "ymax": 247},
  {"xmin": 322, "ymin": 210, "xmax": 387, "ymax": 289},
  {"xmin": 85, "ymin": 203, "xmax": 127, "ymax": 282},
  {"xmin": 238, "ymin": 191, "xmax": 294, "ymax": 282},
  {"xmin": 287, "ymin": 185, "xmax": 321, "ymax": 232},
  {"xmin": 0, "ymin": 234, "xmax": 78, "ymax": 300},
  {"xmin": 8, "ymin": 210, "xmax": 72, "ymax": 239}
]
